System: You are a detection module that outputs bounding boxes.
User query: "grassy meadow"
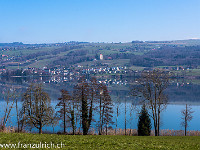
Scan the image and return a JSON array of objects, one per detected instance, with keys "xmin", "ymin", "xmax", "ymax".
[{"xmin": 0, "ymin": 133, "xmax": 199, "ymax": 149}]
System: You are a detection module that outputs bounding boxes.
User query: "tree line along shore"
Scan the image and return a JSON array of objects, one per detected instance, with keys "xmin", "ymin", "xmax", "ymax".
[{"xmin": 0, "ymin": 69, "xmax": 196, "ymax": 136}]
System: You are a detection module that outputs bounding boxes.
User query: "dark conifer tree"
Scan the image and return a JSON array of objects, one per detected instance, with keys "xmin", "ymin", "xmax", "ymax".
[{"xmin": 137, "ymin": 104, "xmax": 151, "ymax": 136}]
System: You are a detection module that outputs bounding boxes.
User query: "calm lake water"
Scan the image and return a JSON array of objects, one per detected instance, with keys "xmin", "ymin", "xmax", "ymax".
[{"xmin": 0, "ymin": 76, "xmax": 200, "ymax": 133}]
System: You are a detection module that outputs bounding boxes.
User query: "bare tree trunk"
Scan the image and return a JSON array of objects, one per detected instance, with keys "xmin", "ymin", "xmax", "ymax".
[
  {"xmin": 71, "ymin": 108, "xmax": 75, "ymax": 135},
  {"xmin": 154, "ymin": 88, "xmax": 158, "ymax": 136},
  {"xmin": 115, "ymin": 106, "xmax": 118, "ymax": 135},
  {"xmin": 99, "ymin": 96, "xmax": 102, "ymax": 135},
  {"xmin": 106, "ymin": 123, "xmax": 108, "ymax": 135},
  {"xmin": 81, "ymin": 85, "xmax": 88, "ymax": 135},
  {"xmin": 151, "ymin": 106, "xmax": 157, "ymax": 136},
  {"xmin": 185, "ymin": 104, "xmax": 187, "ymax": 136},
  {"xmin": 39, "ymin": 117, "xmax": 42, "ymax": 134},
  {"xmin": 16, "ymin": 98, "xmax": 20, "ymax": 133},
  {"xmin": 20, "ymin": 106, "xmax": 26, "ymax": 132},
  {"xmin": 101, "ymin": 106, "xmax": 105, "ymax": 134},
  {"xmin": 2, "ymin": 98, "xmax": 15, "ymax": 130},
  {"xmin": 115, "ymin": 95, "xmax": 120, "ymax": 135},
  {"xmin": 88, "ymin": 91, "xmax": 94, "ymax": 134},
  {"xmin": 64, "ymin": 102, "xmax": 66, "ymax": 134},
  {"xmin": 125, "ymin": 98, "xmax": 127, "ymax": 135},
  {"xmin": 39, "ymin": 127, "xmax": 42, "ymax": 134},
  {"xmin": 79, "ymin": 122, "xmax": 81, "ymax": 134},
  {"xmin": 185, "ymin": 124, "xmax": 187, "ymax": 136},
  {"xmin": 158, "ymin": 106, "xmax": 161, "ymax": 136}
]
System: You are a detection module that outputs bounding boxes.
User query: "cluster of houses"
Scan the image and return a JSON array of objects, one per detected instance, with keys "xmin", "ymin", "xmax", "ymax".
[
  {"xmin": 32, "ymin": 66, "xmax": 131, "ymax": 77},
  {"xmin": 160, "ymin": 66, "xmax": 192, "ymax": 71},
  {"xmin": 0, "ymin": 64, "xmax": 134, "ymax": 79},
  {"xmin": 81, "ymin": 66, "xmax": 129, "ymax": 75}
]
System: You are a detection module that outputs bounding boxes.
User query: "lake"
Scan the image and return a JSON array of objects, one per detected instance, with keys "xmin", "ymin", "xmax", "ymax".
[{"xmin": 0, "ymin": 76, "xmax": 200, "ymax": 133}]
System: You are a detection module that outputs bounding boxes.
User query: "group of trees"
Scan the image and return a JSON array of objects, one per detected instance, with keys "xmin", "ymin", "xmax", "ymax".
[
  {"xmin": 13, "ymin": 45, "xmax": 83, "ymax": 63},
  {"xmin": 131, "ymin": 69, "xmax": 169, "ymax": 136},
  {"xmin": 56, "ymin": 77, "xmax": 113, "ymax": 135},
  {"xmin": 1, "ymin": 69, "xmax": 32, "ymax": 77},
  {"xmin": 135, "ymin": 70, "xmax": 194, "ymax": 136},
  {"xmin": 1, "ymin": 69, "xmax": 194, "ymax": 136},
  {"xmin": 18, "ymin": 77, "xmax": 113, "ymax": 135},
  {"xmin": 130, "ymin": 45, "xmax": 200, "ymax": 67},
  {"xmin": 135, "ymin": 70, "xmax": 169, "ymax": 136}
]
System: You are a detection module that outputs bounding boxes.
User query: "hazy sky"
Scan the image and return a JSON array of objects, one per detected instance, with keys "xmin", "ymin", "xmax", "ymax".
[{"xmin": 0, "ymin": 0, "xmax": 200, "ymax": 43}]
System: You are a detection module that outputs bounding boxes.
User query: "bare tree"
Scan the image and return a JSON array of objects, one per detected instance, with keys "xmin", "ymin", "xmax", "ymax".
[
  {"xmin": 15, "ymin": 93, "xmax": 20, "ymax": 132},
  {"xmin": 129, "ymin": 101, "xmax": 136, "ymax": 135},
  {"xmin": 124, "ymin": 97, "xmax": 127, "ymax": 135},
  {"xmin": 56, "ymin": 90, "xmax": 71, "ymax": 134},
  {"xmin": 69, "ymin": 93, "xmax": 79, "ymax": 135},
  {"xmin": 56, "ymin": 89, "xmax": 80, "ymax": 135},
  {"xmin": 1, "ymin": 89, "xmax": 17, "ymax": 130},
  {"xmin": 98, "ymin": 85, "xmax": 103, "ymax": 135},
  {"xmin": 20, "ymin": 83, "xmax": 54, "ymax": 134},
  {"xmin": 13, "ymin": 88, "xmax": 21, "ymax": 133},
  {"xmin": 181, "ymin": 104, "xmax": 194, "ymax": 136},
  {"xmin": 115, "ymin": 95, "xmax": 121, "ymax": 135},
  {"xmin": 98, "ymin": 83, "xmax": 113, "ymax": 135},
  {"xmin": 50, "ymin": 114, "xmax": 59, "ymax": 134},
  {"xmin": 134, "ymin": 69, "xmax": 169, "ymax": 136}
]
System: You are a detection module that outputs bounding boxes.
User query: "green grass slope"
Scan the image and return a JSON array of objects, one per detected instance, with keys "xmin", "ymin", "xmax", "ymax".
[{"xmin": 0, "ymin": 133, "xmax": 199, "ymax": 149}]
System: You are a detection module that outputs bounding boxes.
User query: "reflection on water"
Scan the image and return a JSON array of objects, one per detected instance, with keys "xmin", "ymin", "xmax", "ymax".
[{"xmin": 0, "ymin": 76, "xmax": 200, "ymax": 132}]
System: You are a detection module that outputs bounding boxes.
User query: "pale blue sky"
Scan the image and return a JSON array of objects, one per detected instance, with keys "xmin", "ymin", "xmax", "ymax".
[{"xmin": 0, "ymin": 0, "xmax": 200, "ymax": 43}]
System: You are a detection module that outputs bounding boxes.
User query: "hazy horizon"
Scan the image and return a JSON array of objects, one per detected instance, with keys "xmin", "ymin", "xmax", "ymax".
[{"xmin": 2, "ymin": 38, "xmax": 200, "ymax": 45}]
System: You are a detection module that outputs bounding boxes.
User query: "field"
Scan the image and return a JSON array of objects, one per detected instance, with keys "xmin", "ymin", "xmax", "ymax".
[
  {"xmin": 76, "ymin": 59, "xmax": 130, "ymax": 68},
  {"xmin": 1, "ymin": 42, "xmax": 151, "ymax": 69},
  {"xmin": 171, "ymin": 69, "xmax": 200, "ymax": 77},
  {"xmin": 2, "ymin": 41, "xmax": 200, "ymax": 75},
  {"xmin": 1, "ymin": 47, "xmax": 57, "ymax": 56},
  {"xmin": 0, "ymin": 133, "xmax": 199, "ymax": 149}
]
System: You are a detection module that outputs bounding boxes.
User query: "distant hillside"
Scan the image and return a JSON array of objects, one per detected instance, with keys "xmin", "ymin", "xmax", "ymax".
[{"xmin": 1, "ymin": 40, "xmax": 200, "ymax": 70}]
